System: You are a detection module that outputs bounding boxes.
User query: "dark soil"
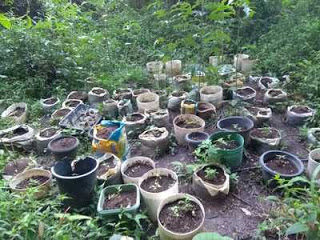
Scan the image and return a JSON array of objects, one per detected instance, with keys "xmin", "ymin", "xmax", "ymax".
[
  {"xmin": 143, "ymin": 129, "xmax": 164, "ymax": 138},
  {"xmin": 176, "ymin": 119, "xmax": 201, "ymax": 129},
  {"xmin": 153, "ymin": 90, "xmax": 166, "ymax": 96},
  {"xmin": 97, "ymin": 158, "xmax": 116, "ymax": 177},
  {"xmin": 236, "ymin": 87, "xmax": 255, "ymax": 96},
  {"xmin": 2, "ymin": 127, "xmax": 28, "ymax": 138},
  {"xmin": 92, "ymin": 89, "xmax": 105, "ymax": 95},
  {"xmin": 39, "ymin": 128, "xmax": 57, "ymax": 138},
  {"xmin": 3, "ymin": 159, "xmax": 30, "ymax": 177},
  {"xmin": 251, "ymin": 128, "xmax": 279, "ymax": 139},
  {"xmin": 117, "ymin": 89, "xmax": 131, "ymax": 94},
  {"xmin": 261, "ymin": 77, "xmax": 272, "ymax": 87},
  {"xmin": 126, "ymin": 114, "xmax": 144, "ymax": 122},
  {"xmin": 202, "ymin": 88, "xmax": 218, "ymax": 94},
  {"xmin": 124, "ymin": 162, "xmax": 153, "ymax": 178},
  {"xmin": 44, "ymin": 97, "xmax": 58, "ymax": 104},
  {"xmin": 159, "ymin": 198, "xmax": 203, "ymax": 233},
  {"xmin": 290, "ymin": 106, "xmax": 312, "ymax": 114},
  {"xmin": 50, "ymin": 137, "xmax": 77, "ymax": 150},
  {"xmin": 213, "ymin": 139, "xmax": 239, "ymax": 150},
  {"xmin": 103, "ymin": 190, "xmax": 137, "ymax": 209},
  {"xmin": 68, "ymin": 91, "xmax": 86, "ymax": 101},
  {"xmin": 197, "ymin": 166, "xmax": 226, "ymax": 185},
  {"xmin": 53, "ymin": 108, "xmax": 71, "ymax": 117},
  {"xmin": 265, "ymin": 156, "xmax": 298, "ymax": 174},
  {"xmin": 9, "ymin": 107, "xmax": 25, "ymax": 117},
  {"xmin": 197, "ymin": 103, "xmax": 211, "ymax": 111},
  {"xmin": 188, "ymin": 132, "xmax": 208, "ymax": 141},
  {"xmin": 96, "ymin": 126, "xmax": 118, "ymax": 139},
  {"xmin": 139, "ymin": 98, "xmax": 154, "ymax": 103},
  {"xmin": 268, "ymin": 90, "xmax": 283, "ymax": 97},
  {"xmin": 172, "ymin": 91, "xmax": 185, "ymax": 97},
  {"xmin": 65, "ymin": 100, "xmax": 80, "ymax": 108},
  {"xmin": 16, "ymin": 176, "xmax": 49, "ymax": 189},
  {"xmin": 140, "ymin": 175, "xmax": 176, "ymax": 193},
  {"xmin": 133, "ymin": 89, "xmax": 149, "ymax": 95}
]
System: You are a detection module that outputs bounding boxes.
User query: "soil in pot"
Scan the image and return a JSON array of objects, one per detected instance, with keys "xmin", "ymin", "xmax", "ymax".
[
  {"xmin": 269, "ymin": 90, "xmax": 283, "ymax": 97},
  {"xmin": 143, "ymin": 129, "xmax": 164, "ymax": 138},
  {"xmin": 176, "ymin": 119, "xmax": 202, "ymax": 129},
  {"xmin": 65, "ymin": 100, "xmax": 80, "ymax": 108},
  {"xmin": 3, "ymin": 159, "xmax": 30, "ymax": 177},
  {"xmin": 197, "ymin": 166, "xmax": 226, "ymax": 185},
  {"xmin": 92, "ymin": 89, "xmax": 105, "ymax": 95},
  {"xmin": 68, "ymin": 91, "xmax": 86, "ymax": 100},
  {"xmin": 16, "ymin": 176, "xmax": 49, "ymax": 189},
  {"xmin": 103, "ymin": 190, "xmax": 137, "ymax": 210},
  {"xmin": 189, "ymin": 132, "xmax": 208, "ymax": 141},
  {"xmin": 50, "ymin": 137, "xmax": 77, "ymax": 150},
  {"xmin": 39, "ymin": 128, "xmax": 57, "ymax": 138},
  {"xmin": 96, "ymin": 126, "xmax": 118, "ymax": 139},
  {"xmin": 236, "ymin": 88, "xmax": 255, "ymax": 96},
  {"xmin": 126, "ymin": 113, "xmax": 144, "ymax": 122},
  {"xmin": 213, "ymin": 137, "xmax": 240, "ymax": 150},
  {"xmin": 159, "ymin": 198, "xmax": 203, "ymax": 233},
  {"xmin": 251, "ymin": 128, "xmax": 279, "ymax": 139},
  {"xmin": 261, "ymin": 77, "xmax": 272, "ymax": 88},
  {"xmin": 140, "ymin": 175, "xmax": 176, "ymax": 193},
  {"xmin": 290, "ymin": 106, "xmax": 312, "ymax": 114},
  {"xmin": 172, "ymin": 91, "xmax": 185, "ymax": 97},
  {"xmin": 44, "ymin": 97, "xmax": 58, "ymax": 104},
  {"xmin": 8, "ymin": 107, "xmax": 25, "ymax": 117},
  {"xmin": 124, "ymin": 162, "xmax": 153, "ymax": 178},
  {"xmin": 53, "ymin": 109, "xmax": 71, "ymax": 118},
  {"xmin": 134, "ymin": 89, "xmax": 149, "ymax": 95},
  {"xmin": 202, "ymin": 88, "xmax": 218, "ymax": 94},
  {"xmin": 224, "ymin": 123, "xmax": 248, "ymax": 132},
  {"xmin": 97, "ymin": 157, "xmax": 116, "ymax": 177},
  {"xmin": 2, "ymin": 127, "xmax": 28, "ymax": 138},
  {"xmin": 265, "ymin": 155, "xmax": 298, "ymax": 175}
]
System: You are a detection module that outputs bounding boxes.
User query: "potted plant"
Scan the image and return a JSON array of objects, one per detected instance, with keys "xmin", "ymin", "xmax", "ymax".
[
  {"xmin": 146, "ymin": 61, "xmax": 163, "ymax": 74},
  {"xmin": 112, "ymin": 88, "xmax": 133, "ymax": 101},
  {"xmin": 9, "ymin": 168, "xmax": 52, "ymax": 199},
  {"xmin": 200, "ymin": 86, "xmax": 223, "ymax": 108},
  {"xmin": 243, "ymin": 106, "xmax": 272, "ymax": 127},
  {"xmin": 96, "ymin": 153, "xmax": 122, "ymax": 185},
  {"xmin": 123, "ymin": 112, "xmax": 147, "ymax": 138},
  {"xmin": 307, "ymin": 148, "xmax": 320, "ymax": 180},
  {"xmin": 1, "ymin": 102, "xmax": 28, "ymax": 124},
  {"xmin": 3, "ymin": 158, "xmax": 34, "ymax": 180},
  {"xmin": 307, "ymin": 128, "xmax": 320, "ymax": 145},
  {"xmin": 132, "ymin": 88, "xmax": 150, "ymax": 107},
  {"xmin": 146, "ymin": 108, "xmax": 169, "ymax": 128},
  {"xmin": 136, "ymin": 92, "xmax": 159, "ymax": 113},
  {"xmin": 168, "ymin": 91, "xmax": 188, "ymax": 111},
  {"xmin": 233, "ymin": 86, "xmax": 256, "ymax": 103},
  {"xmin": 259, "ymin": 150, "xmax": 304, "ymax": 183},
  {"xmin": 40, "ymin": 97, "xmax": 60, "ymax": 113},
  {"xmin": 263, "ymin": 89, "xmax": 287, "ymax": 104},
  {"xmin": 286, "ymin": 105, "xmax": 315, "ymax": 126},
  {"xmin": 196, "ymin": 102, "xmax": 216, "ymax": 120},
  {"xmin": 121, "ymin": 156, "xmax": 155, "ymax": 185},
  {"xmin": 35, "ymin": 127, "xmax": 62, "ymax": 153},
  {"xmin": 48, "ymin": 136, "xmax": 79, "ymax": 161},
  {"xmin": 51, "ymin": 108, "xmax": 72, "ymax": 122},
  {"xmin": 250, "ymin": 127, "xmax": 281, "ymax": 154},
  {"xmin": 173, "ymin": 114, "xmax": 205, "ymax": 145},
  {"xmin": 217, "ymin": 116, "xmax": 254, "ymax": 145},
  {"xmin": 157, "ymin": 193, "xmax": 205, "ymax": 240},
  {"xmin": 185, "ymin": 131, "xmax": 210, "ymax": 151},
  {"xmin": 258, "ymin": 77, "xmax": 279, "ymax": 90},
  {"xmin": 102, "ymin": 99, "xmax": 118, "ymax": 119},
  {"xmin": 165, "ymin": 60, "xmax": 182, "ymax": 76},
  {"xmin": 139, "ymin": 168, "xmax": 179, "ymax": 221},
  {"xmin": 51, "ymin": 156, "xmax": 99, "ymax": 208},
  {"xmin": 62, "ymin": 99, "xmax": 83, "ymax": 109},
  {"xmin": 67, "ymin": 91, "xmax": 88, "ymax": 102},
  {"xmin": 181, "ymin": 99, "xmax": 197, "ymax": 114},
  {"xmin": 192, "ymin": 164, "xmax": 230, "ymax": 200},
  {"xmin": 88, "ymin": 87, "xmax": 109, "ymax": 105},
  {"xmin": 152, "ymin": 89, "xmax": 167, "ymax": 109},
  {"xmin": 117, "ymin": 99, "xmax": 133, "ymax": 117},
  {"xmin": 139, "ymin": 127, "xmax": 169, "ymax": 155},
  {"xmin": 173, "ymin": 74, "xmax": 191, "ymax": 91},
  {"xmin": 97, "ymin": 184, "xmax": 140, "ymax": 217}
]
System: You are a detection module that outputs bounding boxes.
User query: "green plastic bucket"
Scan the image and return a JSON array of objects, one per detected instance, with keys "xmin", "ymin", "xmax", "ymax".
[{"xmin": 209, "ymin": 132, "xmax": 244, "ymax": 169}]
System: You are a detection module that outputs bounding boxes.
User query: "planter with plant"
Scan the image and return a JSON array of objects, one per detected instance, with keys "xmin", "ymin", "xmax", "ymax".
[
  {"xmin": 259, "ymin": 150, "xmax": 304, "ymax": 183},
  {"xmin": 200, "ymin": 86, "xmax": 223, "ymax": 108},
  {"xmin": 307, "ymin": 128, "xmax": 320, "ymax": 145},
  {"xmin": 250, "ymin": 127, "xmax": 282, "ymax": 154},
  {"xmin": 97, "ymin": 184, "xmax": 140, "ymax": 217},
  {"xmin": 185, "ymin": 131, "xmax": 210, "ymax": 151},
  {"xmin": 152, "ymin": 90, "xmax": 167, "ymax": 109},
  {"xmin": 192, "ymin": 164, "xmax": 230, "ymax": 200},
  {"xmin": 3, "ymin": 158, "xmax": 34, "ymax": 180},
  {"xmin": 173, "ymin": 74, "xmax": 191, "ymax": 91},
  {"xmin": 123, "ymin": 113, "xmax": 147, "ymax": 138},
  {"xmin": 117, "ymin": 99, "xmax": 133, "ymax": 117},
  {"xmin": 1, "ymin": 102, "xmax": 28, "ymax": 124},
  {"xmin": 121, "ymin": 156, "xmax": 155, "ymax": 185},
  {"xmin": 196, "ymin": 102, "xmax": 216, "ymax": 120},
  {"xmin": 307, "ymin": 148, "xmax": 320, "ymax": 180},
  {"xmin": 51, "ymin": 156, "xmax": 99, "ymax": 208},
  {"xmin": 48, "ymin": 136, "xmax": 79, "ymax": 161},
  {"xmin": 139, "ymin": 168, "xmax": 179, "ymax": 221},
  {"xmin": 168, "ymin": 91, "xmax": 188, "ymax": 111},
  {"xmin": 67, "ymin": 91, "xmax": 88, "ymax": 102},
  {"xmin": 112, "ymin": 88, "xmax": 133, "ymax": 101},
  {"xmin": 233, "ymin": 86, "xmax": 256, "ymax": 103},
  {"xmin": 88, "ymin": 87, "xmax": 109, "ymax": 105},
  {"xmin": 35, "ymin": 127, "xmax": 62, "ymax": 153},
  {"xmin": 40, "ymin": 97, "xmax": 60, "ymax": 113},
  {"xmin": 196, "ymin": 132, "xmax": 244, "ymax": 169},
  {"xmin": 173, "ymin": 114, "xmax": 205, "ymax": 145},
  {"xmin": 97, "ymin": 152, "xmax": 122, "ymax": 185},
  {"xmin": 286, "ymin": 105, "xmax": 315, "ymax": 126},
  {"xmin": 9, "ymin": 168, "xmax": 52, "ymax": 199},
  {"xmin": 146, "ymin": 61, "xmax": 163, "ymax": 74},
  {"xmin": 243, "ymin": 106, "xmax": 272, "ymax": 126},
  {"xmin": 157, "ymin": 193, "xmax": 205, "ymax": 240},
  {"xmin": 139, "ymin": 127, "xmax": 169, "ymax": 155},
  {"xmin": 181, "ymin": 99, "xmax": 197, "ymax": 114},
  {"xmin": 217, "ymin": 116, "xmax": 254, "ymax": 145},
  {"xmin": 102, "ymin": 99, "xmax": 118, "ymax": 119},
  {"xmin": 258, "ymin": 77, "xmax": 279, "ymax": 90},
  {"xmin": 165, "ymin": 60, "xmax": 182, "ymax": 76},
  {"xmin": 136, "ymin": 92, "xmax": 159, "ymax": 113},
  {"xmin": 263, "ymin": 89, "xmax": 287, "ymax": 105},
  {"xmin": 51, "ymin": 107, "xmax": 72, "ymax": 122},
  {"xmin": 146, "ymin": 108, "xmax": 169, "ymax": 128}
]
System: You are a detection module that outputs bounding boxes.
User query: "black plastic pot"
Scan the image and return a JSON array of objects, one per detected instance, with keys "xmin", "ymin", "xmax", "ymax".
[
  {"xmin": 185, "ymin": 131, "xmax": 210, "ymax": 151},
  {"xmin": 51, "ymin": 157, "xmax": 99, "ymax": 208},
  {"xmin": 48, "ymin": 136, "xmax": 79, "ymax": 161},
  {"xmin": 259, "ymin": 150, "xmax": 304, "ymax": 184},
  {"xmin": 217, "ymin": 116, "xmax": 254, "ymax": 146}
]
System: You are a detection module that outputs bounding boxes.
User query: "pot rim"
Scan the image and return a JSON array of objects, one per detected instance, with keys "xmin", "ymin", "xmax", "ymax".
[
  {"xmin": 210, "ymin": 131, "xmax": 244, "ymax": 152},
  {"xmin": 185, "ymin": 131, "xmax": 210, "ymax": 143},
  {"xmin": 249, "ymin": 127, "xmax": 281, "ymax": 140},
  {"xmin": 173, "ymin": 114, "xmax": 206, "ymax": 130},
  {"xmin": 48, "ymin": 136, "xmax": 79, "ymax": 153},
  {"xmin": 121, "ymin": 156, "xmax": 155, "ymax": 181},
  {"xmin": 259, "ymin": 150, "xmax": 304, "ymax": 177},
  {"xmin": 217, "ymin": 116, "xmax": 254, "ymax": 133},
  {"xmin": 51, "ymin": 157, "xmax": 99, "ymax": 180},
  {"xmin": 309, "ymin": 148, "xmax": 320, "ymax": 163}
]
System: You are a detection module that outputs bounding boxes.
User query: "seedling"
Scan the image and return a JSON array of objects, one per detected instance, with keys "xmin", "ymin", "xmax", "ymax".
[
  {"xmin": 204, "ymin": 167, "xmax": 217, "ymax": 180},
  {"xmin": 170, "ymin": 197, "xmax": 196, "ymax": 217}
]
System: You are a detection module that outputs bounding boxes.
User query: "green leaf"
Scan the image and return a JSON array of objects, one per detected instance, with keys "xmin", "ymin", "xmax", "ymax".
[
  {"xmin": 286, "ymin": 222, "xmax": 309, "ymax": 236},
  {"xmin": 193, "ymin": 232, "xmax": 233, "ymax": 240},
  {"xmin": 54, "ymin": 213, "xmax": 92, "ymax": 221},
  {"xmin": 0, "ymin": 14, "xmax": 11, "ymax": 29}
]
